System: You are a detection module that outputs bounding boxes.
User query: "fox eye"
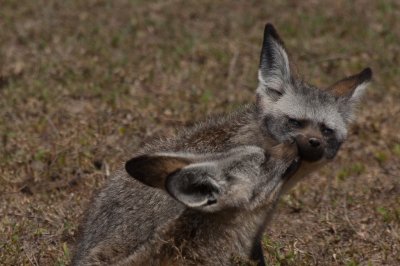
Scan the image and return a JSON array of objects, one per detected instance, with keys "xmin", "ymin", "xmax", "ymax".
[
  {"xmin": 268, "ymin": 88, "xmax": 283, "ymax": 96},
  {"xmin": 266, "ymin": 87, "xmax": 283, "ymax": 100},
  {"xmin": 321, "ymin": 125, "xmax": 334, "ymax": 135},
  {"xmin": 288, "ymin": 118, "xmax": 302, "ymax": 128}
]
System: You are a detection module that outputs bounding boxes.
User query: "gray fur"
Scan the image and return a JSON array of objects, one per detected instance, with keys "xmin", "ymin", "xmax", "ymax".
[
  {"xmin": 73, "ymin": 144, "xmax": 298, "ymax": 265},
  {"xmin": 72, "ymin": 23, "xmax": 372, "ymax": 265}
]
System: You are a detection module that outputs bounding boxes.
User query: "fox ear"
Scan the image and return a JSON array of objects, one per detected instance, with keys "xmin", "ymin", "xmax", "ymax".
[
  {"xmin": 125, "ymin": 154, "xmax": 191, "ymax": 189},
  {"xmin": 125, "ymin": 154, "xmax": 221, "ymax": 208},
  {"xmin": 257, "ymin": 23, "xmax": 292, "ymax": 100},
  {"xmin": 166, "ymin": 162, "xmax": 220, "ymax": 208},
  {"xmin": 327, "ymin": 68, "xmax": 372, "ymax": 102}
]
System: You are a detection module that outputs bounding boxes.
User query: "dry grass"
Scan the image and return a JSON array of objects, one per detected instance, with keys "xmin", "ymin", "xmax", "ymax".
[{"xmin": 1, "ymin": 0, "xmax": 399, "ymax": 265}]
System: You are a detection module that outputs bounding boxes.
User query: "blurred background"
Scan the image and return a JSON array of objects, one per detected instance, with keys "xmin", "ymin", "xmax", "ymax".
[{"xmin": 0, "ymin": 0, "xmax": 399, "ymax": 265}]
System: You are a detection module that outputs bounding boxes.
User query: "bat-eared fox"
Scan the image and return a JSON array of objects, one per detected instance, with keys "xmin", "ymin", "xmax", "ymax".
[{"xmin": 72, "ymin": 23, "xmax": 372, "ymax": 265}]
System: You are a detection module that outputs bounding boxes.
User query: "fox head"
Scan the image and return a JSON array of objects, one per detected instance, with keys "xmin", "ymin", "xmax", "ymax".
[
  {"xmin": 125, "ymin": 144, "xmax": 299, "ymax": 213},
  {"xmin": 256, "ymin": 24, "xmax": 372, "ymax": 162}
]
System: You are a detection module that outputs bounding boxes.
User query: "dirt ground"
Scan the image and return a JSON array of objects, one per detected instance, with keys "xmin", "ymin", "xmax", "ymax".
[{"xmin": 1, "ymin": 0, "xmax": 399, "ymax": 265}]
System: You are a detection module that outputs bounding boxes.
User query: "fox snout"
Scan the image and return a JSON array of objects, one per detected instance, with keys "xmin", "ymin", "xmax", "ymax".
[{"xmin": 295, "ymin": 134, "xmax": 324, "ymax": 162}]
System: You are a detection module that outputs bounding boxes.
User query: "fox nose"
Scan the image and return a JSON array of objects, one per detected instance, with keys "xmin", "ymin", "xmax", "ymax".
[
  {"xmin": 295, "ymin": 135, "xmax": 324, "ymax": 162},
  {"xmin": 308, "ymin": 138, "xmax": 320, "ymax": 147}
]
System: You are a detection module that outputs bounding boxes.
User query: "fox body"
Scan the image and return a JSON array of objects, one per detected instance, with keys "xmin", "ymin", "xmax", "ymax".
[
  {"xmin": 72, "ymin": 24, "xmax": 372, "ymax": 265},
  {"xmin": 74, "ymin": 143, "xmax": 300, "ymax": 265}
]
